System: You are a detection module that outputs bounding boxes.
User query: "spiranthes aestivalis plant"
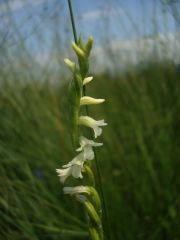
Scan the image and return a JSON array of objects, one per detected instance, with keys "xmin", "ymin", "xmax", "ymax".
[{"xmin": 56, "ymin": 1, "xmax": 109, "ymax": 240}]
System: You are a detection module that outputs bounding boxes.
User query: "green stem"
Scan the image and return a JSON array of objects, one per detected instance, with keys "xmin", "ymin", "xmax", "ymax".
[{"xmin": 67, "ymin": 0, "xmax": 78, "ymax": 44}]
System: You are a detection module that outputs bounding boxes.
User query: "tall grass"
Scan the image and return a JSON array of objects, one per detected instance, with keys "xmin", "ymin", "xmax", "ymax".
[{"xmin": 0, "ymin": 62, "xmax": 179, "ymax": 239}]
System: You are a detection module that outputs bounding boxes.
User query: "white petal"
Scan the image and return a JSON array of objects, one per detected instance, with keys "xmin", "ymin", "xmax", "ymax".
[
  {"xmin": 83, "ymin": 76, "xmax": 93, "ymax": 85},
  {"xmin": 96, "ymin": 120, "xmax": 108, "ymax": 126},
  {"xmin": 56, "ymin": 168, "xmax": 71, "ymax": 183},
  {"xmin": 79, "ymin": 136, "xmax": 88, "ymax": 142},
  {"xmin": 71, "ymin": 162, "xmax": 83, "ymax": 179},
  {"xmin": 80, "ymin": 96, "xmax": 105, "ymax": 106},
  {"xmin": 78, "ymin": 116, "xmax": 96, "ymax": 128},
  {"xmin": 78, "ymin": 117, "xmax": 107, "ymax": 138},
  {"xmin": 92, "ymin": 142, "xmax": 103, "ymax": 147},
  {"xmin": 76, "ymin": 136, "xmax": 103, "ymax": 159},
  {"xmin": 63, "ymin": 152, "xmax": 85, "ymax": 168},
  {"xmin": 79, "ymin": 136, "xmax": 103, "ymax": 147},
  {"xmin": 94, "ymin": 126, "xmax": 102, "ymax": 138},
  {"xmin": 79, "ymin": 136, "xmax": 90, "ymax": 146},
  {"xmin": 76, "ymin": 136, "xmax": 89, "ymax": 152},
  {"xmin": 84, "ymin": 145, "xmax": 94, "ymax": 160},
  {"xmin": 57, "ymin": 152, "xmax": 85, "ymax": 182},
  {"xmin": 64, "ymin": 58, "xmax": 75, "ymax": 71},
  {"xmin": 76, "ymin": 146, "xmax": 83, "ymax": 152}
]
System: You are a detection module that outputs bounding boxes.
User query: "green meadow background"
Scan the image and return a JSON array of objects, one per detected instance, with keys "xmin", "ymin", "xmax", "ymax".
[{"xmin": 0, "ymin": 1, "xmax": 180, "ymax": 239}]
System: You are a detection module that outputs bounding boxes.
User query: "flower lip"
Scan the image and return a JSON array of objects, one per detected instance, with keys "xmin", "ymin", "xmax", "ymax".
[{"xmin": 56, "ymin": 168, "xmax": 71, "ymax": 184}]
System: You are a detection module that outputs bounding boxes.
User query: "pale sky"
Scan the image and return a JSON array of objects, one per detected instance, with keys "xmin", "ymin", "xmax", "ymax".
[{"xmin": 0, "ymin": 0, "xmax": 179, "ymax": 73}]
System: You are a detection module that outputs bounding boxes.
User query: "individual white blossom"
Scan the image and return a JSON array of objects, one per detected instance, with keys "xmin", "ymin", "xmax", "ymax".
[
  {"xmin": 63, "ymin": 185, "xmax": 90, "ymax": 195},
  {"xmin": 83, "ymin": 76, "xmax": 93, "ymax": 85},
  {"xmin": 78, "ymin": 116, "xmax": 107, "ymax": 138},
  {"xmin": 80, "ymin": 96, "xmax": 105, "ymax": 106},
  {"xmin": 56, "ymin": 152, "xmax": 85, "ymax": 183},
  {"xmin": 76, "ymin": 136, "xmax": 103, "ymax": 160}
]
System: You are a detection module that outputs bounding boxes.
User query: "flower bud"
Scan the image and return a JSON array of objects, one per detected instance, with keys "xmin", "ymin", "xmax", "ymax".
[
  {"xmin": 64, "ymin": 58, "xmax": 75, "ymax": 72},
  {"xmin": 83, "ymin": 76, "xmax": 93, "ymax": 85},
  {"xmin": 72, "ymin": 42, "xmax": 85, "ymax": 59},
  {"xmin": 85, "ymin": 36, "xmax": 94, "ymax": 57},
  {"xmin": 80, "ymin": 96, "xmax": 105, "ymax": 106}
]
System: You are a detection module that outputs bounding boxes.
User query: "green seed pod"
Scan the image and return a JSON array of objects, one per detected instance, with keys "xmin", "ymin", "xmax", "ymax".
[
  {"xmin": 84, "ymin": 201, "xmax": 101, "ymax": 226},
  {"xmin": 85, "ymin": 36, "xmax": 94, "ymax": 57},
  {"xmin": 84, "ymin": 165, "xmax": 95, "ymax": 186},
  {"xmin": 89, "ymin": 187, "xmax": 101, "ymax": 212}
]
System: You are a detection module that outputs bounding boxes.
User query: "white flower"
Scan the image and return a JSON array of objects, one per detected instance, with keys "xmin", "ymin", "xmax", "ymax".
[
  {"xmin": 64, "ymin": 58, "xmax": 75, "ymax": 72},
  {"xmin": 56, "ymin": 152, "xmax": 85, "ymax": 183},
  {"xmin": 80, "ymin": 96, "xmax": 105, "ymax": 106},
  {"xmin": 83, "ymin": 76, "xmax": 93, "ymax": 85},
  {"xmin": 78, "ymin": 116, "xmax": 107, "ymax": 138},
  {"xmin": 63, "ymin": 186, "xmax": 90, "ymax": 195},
  {"xmin": 76, "ymin": 136, "xmax": 103, "ymax": 160}
]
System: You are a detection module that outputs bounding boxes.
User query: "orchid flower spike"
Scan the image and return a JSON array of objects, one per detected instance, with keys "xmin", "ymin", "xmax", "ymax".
[
  {"xmin": 56, "ymin": 152, "xmax": 85, "ymax": 183},
  {"xmin": 76, "ymin": 136, "xmax": 103, "ymax": 160},
  {"xmin": 78, "ymin": 116, "xmax": 107, "ymax": 138},
  {"xmin": 80, "ymin": 96, "xmax": 105, "ymax": 106}
]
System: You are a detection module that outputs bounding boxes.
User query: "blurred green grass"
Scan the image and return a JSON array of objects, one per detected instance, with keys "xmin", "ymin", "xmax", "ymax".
[{"xmin": 0, "ymin": 62, "xmax": 180, "ymax": 240}]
